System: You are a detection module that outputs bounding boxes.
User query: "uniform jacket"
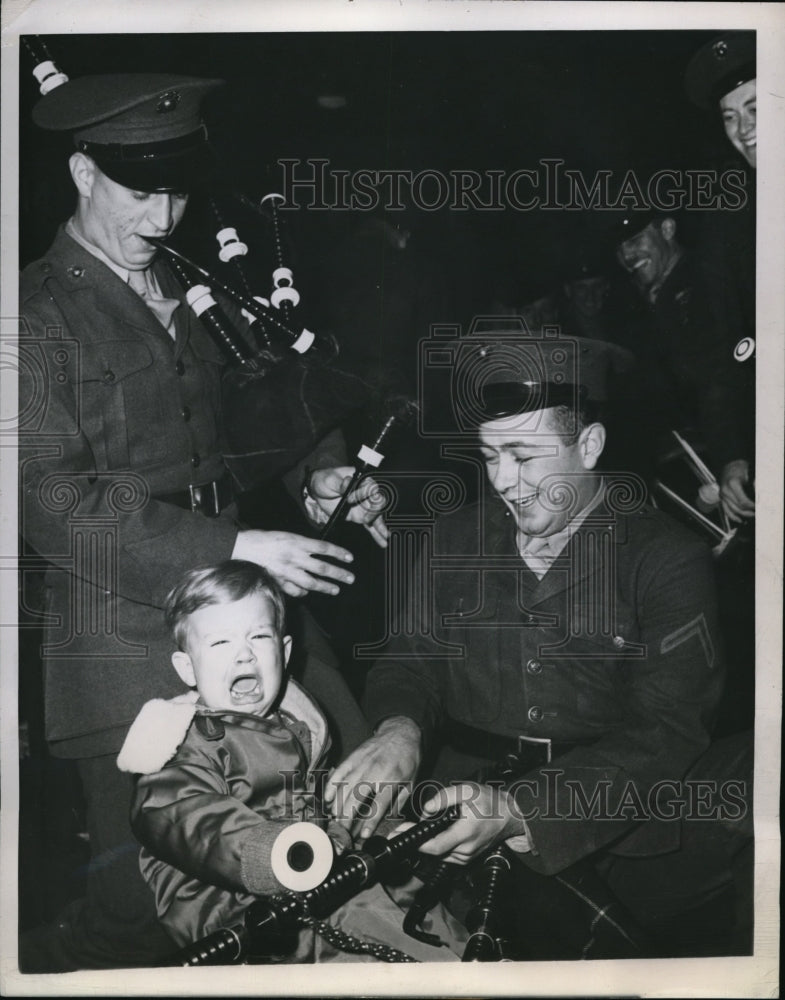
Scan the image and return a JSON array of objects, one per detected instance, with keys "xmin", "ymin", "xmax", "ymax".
[
  {"xmin": 614, "ymin": 253, "xmax": 731, "ymax": 473},
  {"xmin": 694, "ymin": 171, "xmax": 756, "ymax": 470},
  {"xmin": 119, "ymin": 679, "xmax": 330, "ymax": 948},
  {"xmin": 19, "ymin": 229, "xmax": 344, "ymax": 757},
  {"xmin": 364, "ymin": 488, "xmax": 725, "ymax": 875}
]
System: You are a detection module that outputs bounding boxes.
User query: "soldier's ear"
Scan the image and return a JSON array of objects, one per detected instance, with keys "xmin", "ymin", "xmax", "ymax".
[
  {"xmin": 578, "ymin": 422, "xmax": 606, "ymax": 470},
  {"xmin": 69, "ymin": 152, "xmax": 97, "ymax": 199},
  {"xmin": 171, "ymin": 650, "xmax": 197, "ymax": 689}
]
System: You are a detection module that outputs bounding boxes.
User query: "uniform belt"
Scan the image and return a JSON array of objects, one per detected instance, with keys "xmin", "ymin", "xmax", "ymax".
[
  {"xmin": 155, "ymin": 473, "xmax": 233, "ymax": 518},
  {"xmin": 446, "ymin": 720, "xmax": 588, "ymax": 772}
]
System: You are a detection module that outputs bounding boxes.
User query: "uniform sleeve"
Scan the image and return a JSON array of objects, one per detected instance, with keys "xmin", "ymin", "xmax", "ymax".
[
  {"xmin": 131, "ymin": 745, "xmax": 297, "ymax": 897},
  {"xmin": 513, "ymin": 533, "xmax": 724, "ymax": 874},
  {"xmin": 362, "ymin": 546, "xmax": 449, "ymax": 746},
  {"xmin": 363, "ymin": 642, "xmax": 447, "ymax": 752},
  {"xmin": 691, "ymin": 199, "xmax": 756, "ymax": 471}
]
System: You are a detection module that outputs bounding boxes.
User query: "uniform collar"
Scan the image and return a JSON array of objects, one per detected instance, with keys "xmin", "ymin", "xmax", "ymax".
[
  {"xmin": 516, "ymin": 478, "xmax": 606, "ymax": 579},
  {"xmin": 65, "ymin": 217, "xmax": 131, "ymax": 283}
]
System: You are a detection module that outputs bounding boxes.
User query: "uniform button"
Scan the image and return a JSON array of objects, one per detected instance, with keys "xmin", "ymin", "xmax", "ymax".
[
  {"xmin": 613, "ymin": 635, "xmax": 625, "ymax": 649},
  {"xmin": 527, "ymin": 705, "xmax": 544, "ymax": 723},
  {"xmin": 67, "ymin": 265, "xmax": 84, "ymax": 278},
  {"xmin": 191, "ymin": 453, "xmax": 201, "ymax": 469},
  {"xmin": 175, "ymin": 360, "xmax": 185, "ymax": 375},
  {"xmin": 526, "ymin": 658, "xmax": 542, "ymax": 675},
  {"xmin": 41, "ymin": 263, "xmax": 51, "ymax": 273},
  {"xmin": 181, "ymin": 406, "xmax": 191, "ymax": 422},
  {"xmin": 526, "ymin": 615, "xmax": 536, "ymax": 625},
  {"xmin": 103, "ymin": 369, "xmax": 116, "ymax": 383}
]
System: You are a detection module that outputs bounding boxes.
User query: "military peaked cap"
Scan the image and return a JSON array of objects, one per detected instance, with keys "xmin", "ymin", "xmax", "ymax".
[
  {"xmin": 451, "ymin": 330, "xmax": 634, "ymax": 427},
  {"xmin": 33, "ymin": 73, "xmax": 224, "ymax": 192},
  {"xmin": 685, "ymin": 32, "xmax": 756, "ymax": 110}
]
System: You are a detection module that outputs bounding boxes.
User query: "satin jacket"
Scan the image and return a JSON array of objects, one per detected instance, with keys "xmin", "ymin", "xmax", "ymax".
[
  {"xmin": 121, "ymin": 683, "xmax": 465, "ymax": 961},
  {"xmin": 122, "ymin": 681, "xmax": 330, "ymax": 949}
]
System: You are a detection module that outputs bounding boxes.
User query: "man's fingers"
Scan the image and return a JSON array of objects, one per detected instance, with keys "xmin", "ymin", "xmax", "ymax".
[
  {"xmin": 325, "ymin": 761, "xmax": 373, "ymax": 823},
  {"xmin": 323, "ymin": 762, "xmax": 349, "ymax": 805},
  {"xmin": 421, "ymin": 787, "xmax": 454, "ymax": 817},
  {"xmin": 721, "ymin": 490, "xmax": 754, "ymax": 523},
  {"xmin": 417, "ymin": 828, "xmax": 464, "ymax": 857},
  {"xmin": 305, "ymin": 557, "xmax": 355, "ymax": 587},
  {"xmin": 303, "ymin": 539, "xmax": 354, "ymax": 563},
  {"xmin": 357, "ymin": 779, "xmax": 410, "ymax": 840},
  {"xmin": 366, "ymin": 520, "xmax": 389, "ymax": 549},
  {"xmin": 721, "ymin": 474, "xmax": 755, "ymax": 521},
  {"xmin": 348, "ymin": 478, "xmax": 385, "ymax": 508},
  {"xmin": 341, "ymin": 779, "xmax": 380, "ymax": 834}
]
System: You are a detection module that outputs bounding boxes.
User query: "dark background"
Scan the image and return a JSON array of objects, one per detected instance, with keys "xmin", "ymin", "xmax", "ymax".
[
  {"xmin": 17, "ymin": 30, "xmax": 755, "ymax": 940},
  {"xmin": 20, "ymin": 30, "xmax": 735, "ymax": 282}
]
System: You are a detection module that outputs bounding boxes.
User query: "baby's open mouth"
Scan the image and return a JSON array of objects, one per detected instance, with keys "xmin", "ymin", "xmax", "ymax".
[{"xmin": 231, "ymin": 675, "xmax": 261, "ymax": 702}]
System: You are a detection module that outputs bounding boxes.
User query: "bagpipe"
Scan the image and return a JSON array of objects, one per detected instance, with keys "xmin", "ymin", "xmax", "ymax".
[
  {"xmin": 169, "ymin": 751, "xmax": 653, "ymax": 966},
  {"xmin": 144, "ymin": 201, "xmax": 407, "ymax": 494},
  {"xmin": 23, "ymin": 39, "xmax": 412, "ymax": 506},
  {"xmin": 170, "ymin": 807, "xmax": 463, "ymax": 966}
]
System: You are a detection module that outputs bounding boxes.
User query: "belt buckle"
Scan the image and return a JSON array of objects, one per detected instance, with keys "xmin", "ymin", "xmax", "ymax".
[
  {"xmin": 517, "ymin": 735, "xmax": 553, "ymax": 764},
  {"xmin": 188, "ymin": 481, "xmax": 220, "ymax": 517},
  {"xmin": 188, "ymin": 484, "xmax": 201, "ymax": 514}
]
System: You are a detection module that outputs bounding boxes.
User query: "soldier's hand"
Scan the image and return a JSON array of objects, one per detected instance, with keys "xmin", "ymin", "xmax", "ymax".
[
  {"xmin": 324, "ymin": 716, "xmax": 422, "ymax": 839},
  {"xmin": 307, "ymin": 466, "xmax": 389, "ymax": 548},
  {"xmin": 231, "ymin": 529, "xmax": 355, "ymax": 598},
  {"xmin": 417, "ymin": 783, "xmax": 530, "ymax": 865},
  {"xmin": 719, "ymin": 459, "xmax": 755, "ymax": 523}
]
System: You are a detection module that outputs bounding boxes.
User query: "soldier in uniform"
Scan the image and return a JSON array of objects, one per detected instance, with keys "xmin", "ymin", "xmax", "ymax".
[
  {"xmin": 605, "ymin": 209, "xmax": 723, "ymax": 488},
  {"xmin": 685, "ymin": 32, "xmax": 756, "ymax": 524},
  {"xmin": 325, "ymin": 335, "xmax": 752, "ymax": 955},
  {"xmin": 18, "ymin": 73, "xmax": 382, "ymax": 970}
]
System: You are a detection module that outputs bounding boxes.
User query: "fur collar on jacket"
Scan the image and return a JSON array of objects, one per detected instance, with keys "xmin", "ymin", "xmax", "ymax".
[{"xmin": 117, "ymin": 679, "xmax": 328, "ymax": 775}]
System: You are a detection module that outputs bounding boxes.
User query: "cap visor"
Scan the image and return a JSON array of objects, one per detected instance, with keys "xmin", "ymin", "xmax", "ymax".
[
  {"xmin": 93, "ymin": 144, "xmax": 217, "ymax": 193},
  {"xmin": 479, "ymin": 381, "xmax": 581, "ymax": 421}
]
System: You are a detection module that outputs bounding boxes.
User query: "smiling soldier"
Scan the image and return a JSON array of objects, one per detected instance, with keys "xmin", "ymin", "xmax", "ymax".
[{"xmin": 325, "ymin": 333, "xmax": 752, "ymax": 957}]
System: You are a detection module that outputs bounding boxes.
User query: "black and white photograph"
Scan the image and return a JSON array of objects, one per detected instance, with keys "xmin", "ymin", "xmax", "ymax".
[{"xmin": 1, "ymin": 2, "xmax": 782, "ymax": 996}]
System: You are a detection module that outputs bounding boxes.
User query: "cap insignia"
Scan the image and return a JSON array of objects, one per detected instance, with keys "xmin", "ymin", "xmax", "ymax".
[
  {"xmin": 156, "ymin": 90, "xmax": 181, "ymax": 113},
  {"xmin": 712, "ymin": 40, "xmax": 728, "ymax": 60}
]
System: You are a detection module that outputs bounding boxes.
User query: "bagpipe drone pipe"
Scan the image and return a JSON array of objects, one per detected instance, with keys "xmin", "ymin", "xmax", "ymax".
[
  {"xmin": 149, "ymin": 191, "xmax": 395, "ymax": 492},
  {"xmin": 170, "ymin": 807, "xmax": 462, "ymax": 966}
]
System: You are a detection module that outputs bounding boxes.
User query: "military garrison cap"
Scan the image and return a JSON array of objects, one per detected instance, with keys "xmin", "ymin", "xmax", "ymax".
[
  {"xmin": 685, "ymin": 32, "xmax": 756, "ymax": 110},
  {"xmin": 33, "ymin": 73, "xmax": 224, "ymax": 192},
  {"xmin": 450, "ymin": 330, "xmax": 634, "ymax": 427}
]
